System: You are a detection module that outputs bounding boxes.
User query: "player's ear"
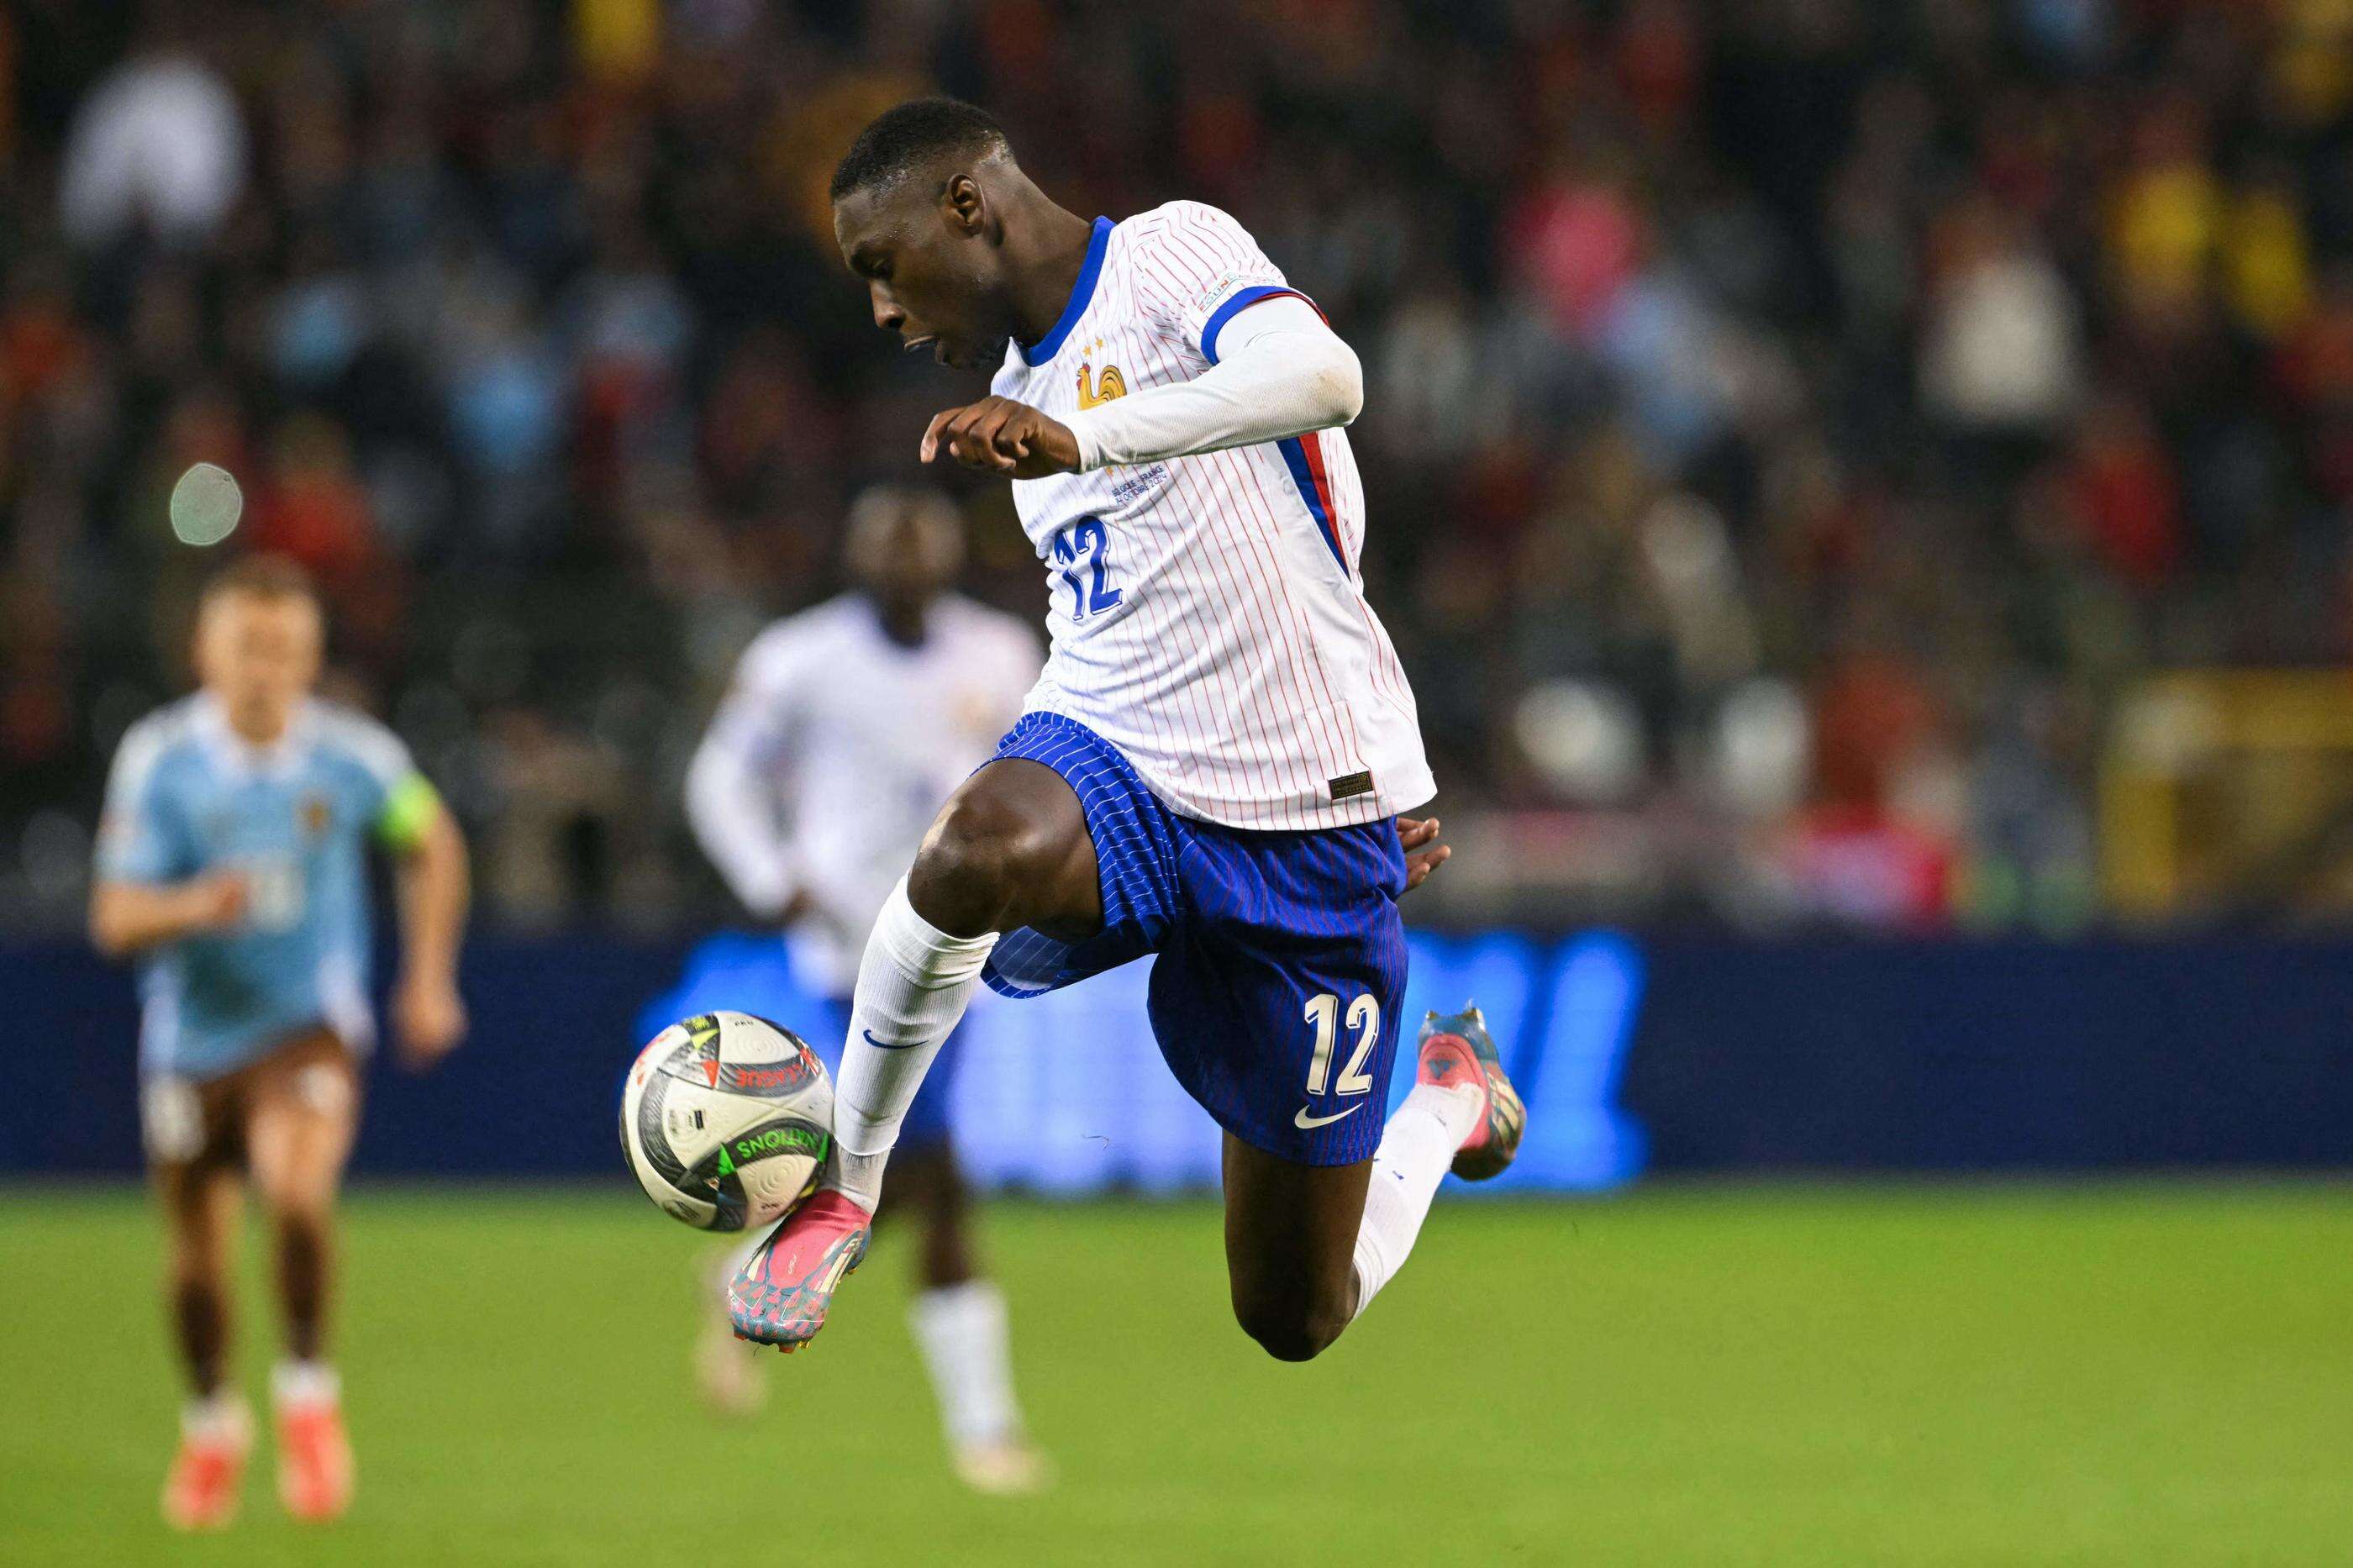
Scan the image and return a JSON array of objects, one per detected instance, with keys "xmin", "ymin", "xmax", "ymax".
[{"xmin": 941, "ymin": 171, "xmax": 986, "ymax": 237}]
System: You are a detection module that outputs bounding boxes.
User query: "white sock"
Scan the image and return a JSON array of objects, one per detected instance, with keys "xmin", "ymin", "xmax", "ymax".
[
  {"xmin": 828, "ymin": 877, "xmax": 997, "ymax": 1210},
  {"xmin": 182, "ymin": 1390, "xmax": 250, "ymax": 1443},
  {"xmin": 271, "ymin": 1360, "xmax": 340, "ymax": 1408},
  {"xmin": 1349, "ymin": 1081, "xmax": 1484, "ymax": 1321},
  {"xmin": 908, "ymin": 1281, "xmax": 1024, "ymax": 1450}
]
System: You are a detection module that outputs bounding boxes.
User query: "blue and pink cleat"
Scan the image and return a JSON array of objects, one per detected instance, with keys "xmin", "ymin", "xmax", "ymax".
[
  {"xmin": 727, "ymin": 1189, "xmax": 873, "ymax": 1353},
  {"xmin": 1415, "ymin": 1005, "xmax": 1527, "ymax": 1181}
]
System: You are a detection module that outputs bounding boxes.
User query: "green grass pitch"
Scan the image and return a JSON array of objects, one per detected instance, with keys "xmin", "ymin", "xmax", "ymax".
[{"xmin": 4, "ymin": 1182, "xmax": 2349, "ymax": 1566}]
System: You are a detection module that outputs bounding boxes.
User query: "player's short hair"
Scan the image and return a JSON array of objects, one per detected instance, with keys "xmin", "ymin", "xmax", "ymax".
[
  {"xmin": 829, "ymin": 98, "xmax": 1011, "ymax": 203},
  {"xmin": 201, "ymin": 552, "xmax": 319, "ymax": 611}
]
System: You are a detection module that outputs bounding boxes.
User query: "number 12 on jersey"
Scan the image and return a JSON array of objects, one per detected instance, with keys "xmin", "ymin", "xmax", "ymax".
[{"xmin": 1052, "ymin": 516, "xmax": 1123, "ymax": 620}]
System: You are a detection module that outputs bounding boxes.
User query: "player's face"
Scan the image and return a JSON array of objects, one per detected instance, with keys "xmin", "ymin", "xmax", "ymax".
[
  {"xmin": 846, "ymin": 502, "xmax": 964, "ymax": 614},
  {"xmin": 834, "ymin": 184, "xmax": 1007, "ymax": 371},
  {"xmin": 195, "ymin": 592, "xmax": 323, "ymax": 740}
]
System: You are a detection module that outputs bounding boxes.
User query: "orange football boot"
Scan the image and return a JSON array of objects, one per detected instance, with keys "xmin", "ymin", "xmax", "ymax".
[
  {"xmin": 276, "ymin": 1392, "xmax": 355, "ymax": 1522},
  {"xmin": 161, "ymin": 1402, "xmax": 250, "ymax": 1531}
]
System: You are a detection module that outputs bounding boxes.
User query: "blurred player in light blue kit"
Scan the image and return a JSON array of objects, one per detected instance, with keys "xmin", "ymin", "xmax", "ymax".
[
  {"xmin": 685, "ymin": 487, "xmax": 1047, "ymax": 1492},
  {"xmin": 90, "ymin": 555, "xmax": 471, "ymax": 1531}
]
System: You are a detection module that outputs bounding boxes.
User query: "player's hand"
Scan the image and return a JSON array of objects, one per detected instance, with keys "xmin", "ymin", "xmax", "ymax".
[
  {"xmin": 393, "ymin": 972, "xmax": 467, "ymax": 1071},
  {"xmin": 921, "ymin": 397, "xmax": 1081, "ymax": 478},
  {"xmin": 183, "ymin": 871, "xmax": 250, "ymax": 932},
  {"xmin": 1397, "ymin": 816, "xmax": 1450, "ymax": 893}
]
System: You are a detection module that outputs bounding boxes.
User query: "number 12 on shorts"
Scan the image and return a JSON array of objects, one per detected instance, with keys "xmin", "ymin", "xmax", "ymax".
[{"xmin": 1303, "ymin": 992, "xmax": 1379, "ymax": 1096}]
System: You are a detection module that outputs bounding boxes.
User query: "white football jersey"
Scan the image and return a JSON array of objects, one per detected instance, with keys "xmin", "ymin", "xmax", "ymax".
[
  {"xmin": 991, "ymin": 202, "xmax": 1434, "ymax": 831},
  {"xmin": 687, "ymin": 593, "xmax": 1040, "ymax": 995}
]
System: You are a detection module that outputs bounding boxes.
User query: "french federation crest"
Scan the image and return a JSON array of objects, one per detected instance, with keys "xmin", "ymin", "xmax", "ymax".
[{"xmin": 1077, "ymin": 360, "xmax": 1126, "ymax": 407}]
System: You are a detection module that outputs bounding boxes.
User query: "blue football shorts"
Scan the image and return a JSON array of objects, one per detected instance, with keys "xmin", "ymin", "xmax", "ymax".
[{"xmin": 982, "ymin": 713, "xmax": 1409, "ymax": 1165}]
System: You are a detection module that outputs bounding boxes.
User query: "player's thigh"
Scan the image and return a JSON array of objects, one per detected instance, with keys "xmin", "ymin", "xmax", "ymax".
[
  {"xmin": 145, "ymin": 1073, "xmax": 244, "ymax": 1271},
  {"xmin": 913, "ymin": 757, "xmax": 1101, "ymax": 938},
  {"xmin": 1220, "ymin": 1134, "xmax": 1372, "ymax": 1341},
  {"xmin": 245, "ymin": 1032, "xmax": 361, "ymax": 1219}
]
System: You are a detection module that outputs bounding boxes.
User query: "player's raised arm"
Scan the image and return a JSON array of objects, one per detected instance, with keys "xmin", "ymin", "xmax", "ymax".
[
  {"xmin": 383, "ymin": 772, "xmax": 470, "ymax": 1070},
  {"xmin": 921, "ymin": 296, "xmax": 1364, "ymax": 477}
]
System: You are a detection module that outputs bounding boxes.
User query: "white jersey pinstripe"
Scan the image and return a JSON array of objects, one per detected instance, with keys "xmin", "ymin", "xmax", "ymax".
[{"xmin": 991, "ymin": 201, "xmax": 1434, "ymax": 832}]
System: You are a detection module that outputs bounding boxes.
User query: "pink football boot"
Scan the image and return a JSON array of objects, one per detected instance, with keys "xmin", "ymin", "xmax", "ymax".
[
  {"xmin": 727, "ymin": 1190, "xmax": 873, "ymax": 1352},
  {"xmin": 1415, "ymin": 1005, "xmax": 1527, "ymax": 1180}
]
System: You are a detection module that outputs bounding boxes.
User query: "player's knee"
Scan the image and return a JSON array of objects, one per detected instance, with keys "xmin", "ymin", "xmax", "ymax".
[
  {"xmin": 1232, "ymin": 1291, "xmax": 1348, "ymax": 1364},
  {"xmin": 258, "ymin": 1177, "xmax": 334, "ymax": 1235},
  {"xmin": 272, "ymin": 1198, "xmax": 330, "ymax": 1241},
  {"xmin": 908, "ymin": 796, "xmax": 1060, "ymax": 936},
  {"xmin": 169, "ymin": 1242, "xmax": 225, "ymax": 1290}
]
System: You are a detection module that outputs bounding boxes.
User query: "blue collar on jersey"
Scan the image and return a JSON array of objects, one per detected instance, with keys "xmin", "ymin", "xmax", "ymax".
[{"xmin": 1019, "ymin": 215, "xmax": 1113, "ymax": 367}]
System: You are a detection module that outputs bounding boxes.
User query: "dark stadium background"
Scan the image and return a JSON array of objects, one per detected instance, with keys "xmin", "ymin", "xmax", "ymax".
[{"xmin": 2, "ymin": 4, "xmax": 2350, "ymax": 1565}]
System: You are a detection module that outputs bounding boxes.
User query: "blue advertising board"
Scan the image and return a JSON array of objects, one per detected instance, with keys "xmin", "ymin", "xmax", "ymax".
[{"xmin": 5, "ymin": 932, "xmax": 2349, "ymax": 1182}]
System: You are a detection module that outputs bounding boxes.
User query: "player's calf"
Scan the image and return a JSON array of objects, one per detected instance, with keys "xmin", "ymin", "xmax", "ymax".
[
  {"xmin": 159, "ymin": 1163, "xmax": 239, "ymax": 1392},
  {"xmin": 270, "ymin": 1205, "xmax": 334, "ymax": 1360},
  {"xmin": 1336, "ymin": 1006, "xmax": 1529, "ymax": 1330},
  {"xmin": 246, "ymin": 1035, "xmax": 359, "ymax": 1362},
  {"xmin": 169, "ymin": 1265, "xmax": 233, "ymax": 1395},
  {"xmin": 823, "ymin": 761, "xmax": 1092, "ymax": 1217},
  {"xmin": 774, "ymin": 762, "xmax": 1097, "ymax": 1353}
]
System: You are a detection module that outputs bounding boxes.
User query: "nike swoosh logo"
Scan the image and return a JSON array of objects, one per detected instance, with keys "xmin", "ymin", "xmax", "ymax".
[
  {"xmin": 861, "ymin": 1030, "xmax": 929, "ymax": 1051},
  {"xmin": 1293, "ymin": 1103, "xmax": 1365, "ymax": 1130}
]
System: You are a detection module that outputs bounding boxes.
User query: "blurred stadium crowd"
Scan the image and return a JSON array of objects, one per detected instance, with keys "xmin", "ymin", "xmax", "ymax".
[{"xmin": 2, "ymin": 0, "xmax": 2350, "ymax": 933}]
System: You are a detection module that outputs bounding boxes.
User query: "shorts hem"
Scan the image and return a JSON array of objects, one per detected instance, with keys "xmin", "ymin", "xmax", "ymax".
[
  {"xmin": 1201, "ymin": 1102, "xmax": 1382, "ymax": 1168},
  {"xmin": 142, "ymin": 1017, "xmax": 355, "ymax": 1085}
]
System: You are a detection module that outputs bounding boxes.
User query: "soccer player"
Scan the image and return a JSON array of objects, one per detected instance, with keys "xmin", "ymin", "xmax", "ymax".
[
  {"xmin": 90, "ymin": 555, "xmax": 470, "ymax": 1529},
  {"xmin": 684, "ymin": 485, "xmax": 1047, "ymax": 1490},
  {"xmin": 729, "ymin": 100, "xmax": 1524, "ymax": 1364}
]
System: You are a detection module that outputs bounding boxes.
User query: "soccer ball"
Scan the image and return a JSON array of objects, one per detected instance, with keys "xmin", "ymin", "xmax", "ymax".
[{"xmin": 621, "ymin": 1011, "xmax": 833, "ymax": 1232}]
